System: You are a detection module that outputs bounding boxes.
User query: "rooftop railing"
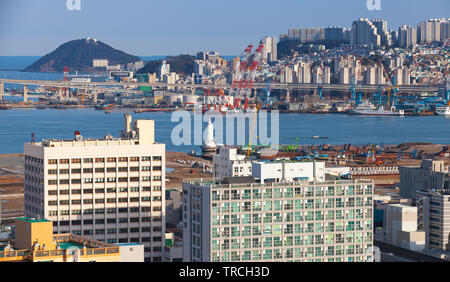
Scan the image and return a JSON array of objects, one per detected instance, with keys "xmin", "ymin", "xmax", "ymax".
[{"xmin": 184, "ymin": 178, "xmax": 373, "ymax": 189}]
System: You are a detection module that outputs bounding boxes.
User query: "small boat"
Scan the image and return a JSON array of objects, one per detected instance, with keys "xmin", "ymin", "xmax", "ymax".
[
  {"xmin": 436, "ymin": 105, "xmax": 450, "ymax": 116},
  {"xmin": 95, "ymin": 104, "xmax": 115, "ymax": 110},
  {"xmin": 188, "ymin": 149, "xmax": 197, "ymax": 157},
  {"xmin": 37, "ymin": 105, "xmax": 46, "ymax": 110},
  {"xmin": 0, "ymin": 103, "xmax": 12, "ymax": 110},
  {"xmin": 56, "ymin": 104, "xmax": 66, "ymax": 109}
]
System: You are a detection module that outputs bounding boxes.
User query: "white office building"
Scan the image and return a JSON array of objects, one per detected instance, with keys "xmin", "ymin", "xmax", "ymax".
[
  {"xmin": 212, "ymin": 147, "xmax": 252, "ymax": 181},
  {"xmin": 24, "ymin": 114, "xmax": 166, "ymax": 262}
]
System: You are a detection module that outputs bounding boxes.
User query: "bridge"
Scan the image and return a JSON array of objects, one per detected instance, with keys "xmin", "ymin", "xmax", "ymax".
[{"xmin": 0, "ymin": 78, "xmax": 440, "ymax": 103}]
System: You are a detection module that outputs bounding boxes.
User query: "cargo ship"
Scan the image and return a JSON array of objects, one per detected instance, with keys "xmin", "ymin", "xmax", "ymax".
[
  {"xmin": 436, "ymin": 105, "xmax": 450, "ymax": 116},
  {"xmin": 348, "ymin": 102, "xmax": 404, "ymax": 116},
  {"xmin": 95, "ymin": 104, "xmax": 115, "ymax": 110}
]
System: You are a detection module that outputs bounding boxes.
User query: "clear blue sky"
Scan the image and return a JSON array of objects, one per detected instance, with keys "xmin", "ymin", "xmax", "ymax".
[{"xmin": 0, "ymin": 0, "xmax": 448, "ymax": 56}]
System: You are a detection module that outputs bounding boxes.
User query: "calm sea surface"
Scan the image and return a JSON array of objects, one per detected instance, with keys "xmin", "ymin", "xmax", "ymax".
[
  {"xmin": 0, "ymin": 109, "xmax": 449, "ymax": 154},
  {"xmin": 0, "ymin": 57, "xmax": 448, "ymax": 154}
]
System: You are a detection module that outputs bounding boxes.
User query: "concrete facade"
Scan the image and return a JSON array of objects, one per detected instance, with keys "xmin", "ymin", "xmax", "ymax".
[
  {"xmin": 183, "ymin": 178, "xmax": 374, "ymax": 262},
  {"xmin": 24, "ymin": 114, "xmax": 166, "ymax": 262},
  {"xmin": 384, "ymin": 204, "xmax": 425, "ymax": 252},
  {"xmin": 212, "ymin": 147, "xmax": 252, "ymax": 180},
  {"xmin": 399, "ymin": 159, "xmax": 448, "ymax": 200}
]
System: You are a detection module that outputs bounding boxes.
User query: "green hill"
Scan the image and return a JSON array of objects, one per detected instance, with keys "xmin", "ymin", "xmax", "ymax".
[{"xmin": 24, "ymin": 38, "xmax": 141, "ymax": 73}]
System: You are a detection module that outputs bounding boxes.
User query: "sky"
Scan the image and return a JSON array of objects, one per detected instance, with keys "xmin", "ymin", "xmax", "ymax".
[{"xmin": 0, "ymin": 0, "xmax": 448, "ymax": 56}]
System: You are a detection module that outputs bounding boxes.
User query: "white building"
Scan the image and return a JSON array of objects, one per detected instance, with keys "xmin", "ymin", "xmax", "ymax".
[
  {"xmin": 93, "ymin": 59, "xmax": 108, "ymax": 68},
  {"xmin": 261, "ymin": 36, "xmax": 278, "ymax": 63},
  {"xmin": 394, "ymin": 67, "xmax": 411, "ymax": 85},
  {"xmin": 252, "ymin": 160, "xmax": 325, "ymax": 183},
  {"xmin": 312, "ymin": 66, "xmax": 331, "ymax": 84},
  {"xmin": 384, "ymin": 204, "xmax": 425, "ymax": 252},
  {"xmin": 159, "ymin": 60, "xmax": 171, "ymax": 80},
  {"xmin": 212, "ymin": 147, "xmax": 252, "ymax": 180},
  {"xmin": 24, "ymin": 114, "xmax": 166, "ymax": 262}
]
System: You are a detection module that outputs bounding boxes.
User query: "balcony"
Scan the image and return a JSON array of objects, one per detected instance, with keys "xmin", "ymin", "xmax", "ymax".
[{"xmin": 0, "ymin": 234, "xmax": 119, "ymax": 262}]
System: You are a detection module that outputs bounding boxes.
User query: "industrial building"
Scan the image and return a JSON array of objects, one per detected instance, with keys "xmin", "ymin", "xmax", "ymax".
[
  {"xmin": 23, "ymin": 114, "xmax": 166, "ymax": 262},
  {"xmin": 417, "ymin": 189, "xmax": 450, "ymax": 251},
  {"xmin": 399, "ymin": 159, "xmax": 448, "ymax": 200}
]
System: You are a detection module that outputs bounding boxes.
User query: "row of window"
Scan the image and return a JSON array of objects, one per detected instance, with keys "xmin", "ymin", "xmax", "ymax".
[
  {"xmin": 48, "ymin": 156, "xmax": 162, "ymax": 164},
  {"xmin": 211, "ymin": 186, "xmax": 373, "ymax": 201},
  {"xmin": 48, "ymin": 166, "xmax": 161, "ymax": 174},
  {"xmin": 57, "ymin": 220, "xmax": 162, "ymax": 229},
  {"xmin": 52, "ymin": 213, "xmax": 162, "ymax": 222},
  {"xmin": 211, "ymin": 212, "xmax": 373, "ymax": 226},
  {"xmin": 211, "ymin": 246, "xmax": 372, "ymax": 262},
  {"xmin": 210, "ymin": 222, "xmax": 373, "ymax": 235},
  {"xmin": 211, "ymin": 233, "xmax": 372, "ymax": 250},
  {"xmin": 211, "ymin": 198, "xmax": 372, "ymax": 213},
  {"xmin": 49, "ymin": 206, "xmax": 157, "ymax": 214},
  {"xmin": 49, "ymin": 206, "xmax": 162, "ymax": 215},
  {"xmin": 48, "ymin": 196, "xmax": 162, "ymax": 206},
  {"xmin": 47, "ymin": 186, "xmax": 162, "ymax": 195},
  {"xmin": 48, "ymin": 176, "xmax": 162, "ymax": 185}
]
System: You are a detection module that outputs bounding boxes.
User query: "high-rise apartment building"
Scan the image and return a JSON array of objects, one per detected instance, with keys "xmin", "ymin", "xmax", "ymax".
[
  {"xmin": 286, "ymin": 28, "xmax": 324, "ymax": 43},
  {"xmin": 417, "ymin": 18, "xmax": 449, "ymax": 43},
  {"xmin": 182, "ymin": 177, "xmax": 374, "ymax": 262},
  {"xmin": 24, "ymin": 114, "xmax": 166, "ymax": 262},
  {"xmin": 324, "ymin": 26, "xmax": 346, "ymax": 42},
  {"xmin": 350, "ymin": 18, "xmax": 381, "ymax": 47},
  {"xmin": 398, "ymin": 25, "xmax": 417, "ymax": 48},
  {"xmin": 261, "ymin": 36, "xmax": 278, "ymax": 63},
  {"xmin": 372, "ymin": 19, "xmax": 392, "ymax": 46}
]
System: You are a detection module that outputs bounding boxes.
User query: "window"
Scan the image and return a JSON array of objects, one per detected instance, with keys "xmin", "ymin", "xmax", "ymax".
[
  {"xmin": 95, "ymin": 167, "xmax": 105, "ymax": 173},
  {"xmin": 48, "ymin": 159, "xmax": 57, "ymax": 164},
  {"xmin": 118, "ymin": 157, "xmax": 128, "ymax": 162},
  {"xmin": 71, "ymin": 158, "xmax": 81, "ymax": 164},
  {"xmin": 83, "ymin": 158, "xmax": 93, "ymax": 163},
  {"xmin": 107, "ymin": 157, "xmax": 116, "ymax": 163},
  {"xmin": 95, "ymin": 158, "xmax": 105, "ymax": 163},
  {"xmin": 60, "ymin": 159, "xmax": 69, "ymax": 164}
]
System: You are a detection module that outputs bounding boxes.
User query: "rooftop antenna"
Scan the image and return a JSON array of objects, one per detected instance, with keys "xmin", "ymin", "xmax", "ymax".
[{"xmin": 31, "ymin": 133, "xmax": 35, "ymax": 144}]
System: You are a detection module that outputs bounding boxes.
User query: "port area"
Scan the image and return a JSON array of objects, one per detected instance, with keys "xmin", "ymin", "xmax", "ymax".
[
  {"xmin": 165, "ymin": 151, "xmax": 212, "ymax": 190},
  {"xmin": 0, "ymin": 154, "xmax": 24, "ymax": 222}
]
